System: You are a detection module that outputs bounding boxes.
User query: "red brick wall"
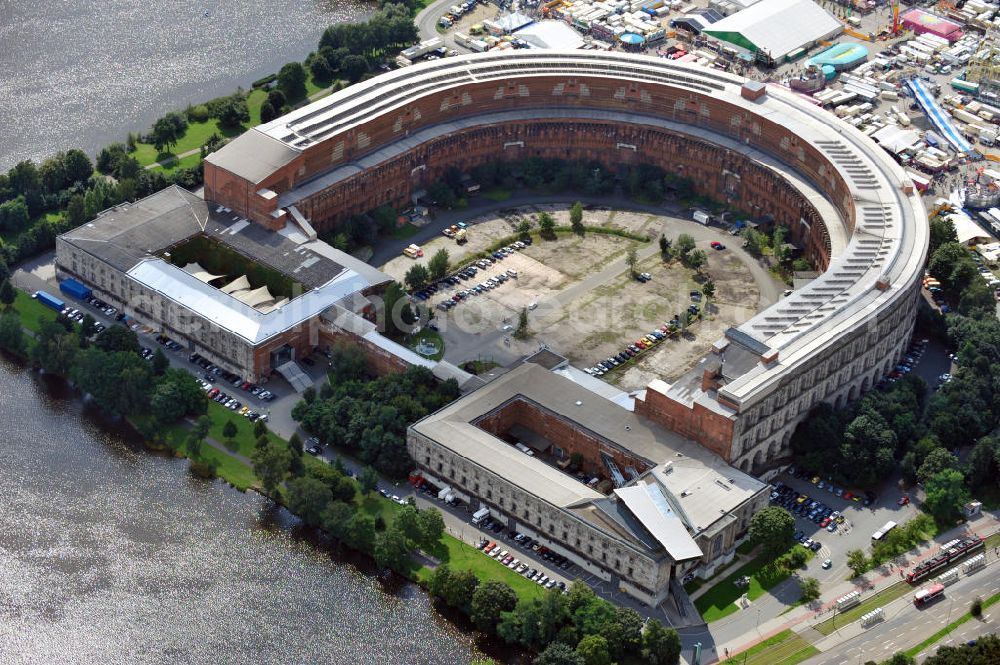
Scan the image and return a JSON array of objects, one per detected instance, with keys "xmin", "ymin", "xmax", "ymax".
[
  {"xmin": 634, "ymin": 387, "xmax": 735, "ymax": 461},
  {"xmin": 475, "ymin": 398, "xmax": 654, "ymax": 478},
  {"xmin": 318, "ymin": 328, "xmax": 410, "ymax": 376}
]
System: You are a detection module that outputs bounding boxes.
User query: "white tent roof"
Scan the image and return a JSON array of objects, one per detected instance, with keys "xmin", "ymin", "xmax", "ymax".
[
  {"xmin": 872, "ymin": 125, "xmax": 922, "ymax": 154},
  {"xmin": 182, "ymin": 262, "xmax": 226, "ymax": 284},
  {"xmin": 515, "ymin": 21, "xmax": 585, "ymax": 50},
  {"xmin": 704, "ymin": 0, "xmax": 842, "ymax": 59},
  {"xmin": 221, "ymin": 274, "xmax": 251, "ymax": 294},
  {"xmin": 234, "ymin": 285, "xmax": 275, "ymax": 307},
  {"xmin": 946, "ymin": 210, "xmax": 992, "ymax": 244}
]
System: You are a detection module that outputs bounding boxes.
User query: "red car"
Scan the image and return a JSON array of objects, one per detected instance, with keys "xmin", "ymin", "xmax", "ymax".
[
  {"xmin": 898, "ymin": 495, "xmax": 910, "ymax": 506},
  {"xmin": 710, "ymin": 241, "xmax": 726, "ymax": 250},
  {"xmin": 820, "ymin": 517, "xmax": 831, "ymax": 528}
]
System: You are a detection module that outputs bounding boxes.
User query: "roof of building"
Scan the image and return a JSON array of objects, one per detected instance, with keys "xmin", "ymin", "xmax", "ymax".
[
  {"xmin": 703, "ymin": 0, "xmax": 842, "ymax": 58},
  {"xmin": 60, "ymin": 186, "xmax": 393, "ymax": 345},
  {"xmin": 203, "ymin": 130, "xmax": 301, "ymax": 184},
  {"xmin": 615, "ymin": 484, "xmax": 703, "ymax": 561},
  {"xmin": 411, "ymin": 363, "xmax": 765, "ymax": 554},
  {"xmin": 515, "ymin": 20, "xmax": 585, "ymax": 50}
]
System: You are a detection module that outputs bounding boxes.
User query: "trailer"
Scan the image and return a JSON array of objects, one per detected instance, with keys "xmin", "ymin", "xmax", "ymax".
[
  {"xmin": 437, "ymin": 485, "xmax": 453, "ymax": 501},
  {"xmin": 34, "ymin": 290, "xmax": 65, "ymax": 313},
  {"xmin": 59, "ymin": 278, "xmax": 92, "ymax": 301}
]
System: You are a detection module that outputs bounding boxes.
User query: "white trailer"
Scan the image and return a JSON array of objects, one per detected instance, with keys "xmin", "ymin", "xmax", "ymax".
[{"xmin": 471, "ymin": 507, "xmax": 491, "ymax": 525}]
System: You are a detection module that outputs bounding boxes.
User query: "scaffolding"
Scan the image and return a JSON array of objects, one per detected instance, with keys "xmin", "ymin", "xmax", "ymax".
[{"xmin": 966, "ymin": 29, "xmax": 1000, "ymax": 98}]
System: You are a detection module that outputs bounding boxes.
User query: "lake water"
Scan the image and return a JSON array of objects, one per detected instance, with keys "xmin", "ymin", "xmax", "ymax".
[
  {"xmin": 0, "ymin": 0, "xmax": 369, "ymax": 170},
  {"xmin": 0, "ymin": 356, "xmax": 492, "ymax": 664}
]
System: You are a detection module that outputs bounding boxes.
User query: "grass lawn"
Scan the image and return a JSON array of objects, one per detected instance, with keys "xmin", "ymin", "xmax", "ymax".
[
  {"xmin": 481, "ymin": 187, "xmax": 512, "ymax": 202},
  {"xmin": 408, "ymin": 329, "xmax": 445, "ymax": 361},
  {"xmin": 13, "ymin": 289, "xmax": 60, "ymax": 333},
  {"xmin": 247, "ymin": 89, "xmax": 267, "ymax": 126},
  {"xmin": 416, "ymin": 533, "xmax": 546, "ymax": 603},
  {"xmin": 391, "ymin": 222, "xmax": 421, "ymax": 240},
  {"xmin": 151, "ymin": 152, "xmax": 202, "ymax": 174},
  {"xmin": 131, "ymin": 119, "xmax": 241, "ymax": 166},
  {"xmin": 984, "ymin": 530, "xmax": 1000, "ymax": 551},
  {"xmin": 204, "ymin": 400, "xmax": 285, "ymax": 458},
  {"xmin": 813, "ymin": 582, "xmax": 911, "ymax": 635},
  {"xmin": 155, "ymin": 419, "xmax": 259, "ymax": 491},
  {"xmin": 695, "ymin": 549, "xmax": 813, "ymax": 622},
  {"xmin": 722, "ymin": 629, "xmax": 819, "ymax": 665}
]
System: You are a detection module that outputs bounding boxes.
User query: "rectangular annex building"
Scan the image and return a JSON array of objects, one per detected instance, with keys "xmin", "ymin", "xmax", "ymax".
[
  {"xmin": 407, "ymin": 361, "xmax": 768, "ymax": 606},
  {"xmin": 55, "ymin": 186, "xmax": 392, "ymax": 383}
]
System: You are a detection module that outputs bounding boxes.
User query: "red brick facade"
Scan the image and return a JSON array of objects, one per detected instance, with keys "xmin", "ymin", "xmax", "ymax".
[{"xmin": 634, "ymin": 386, "xmax": 735, "ymax": 461}]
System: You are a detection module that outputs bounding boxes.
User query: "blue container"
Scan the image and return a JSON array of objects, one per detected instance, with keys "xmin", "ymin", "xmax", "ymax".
[
  {"xmin": 35, "ymin": 291, "xmax": 65, "ymax": 312},
  {"xmin": 59, "ymin": 278, "xmax": 92, "ymax": 300}
]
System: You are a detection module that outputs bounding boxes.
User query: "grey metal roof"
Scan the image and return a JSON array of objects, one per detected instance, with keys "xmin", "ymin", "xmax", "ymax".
[
  {"xmin": 204, "ymin": 130, "xmax": 301, "ymax": 184},
  {"xmin": 615, "ymin": 484, "xmax": 703, "ymax": 561}
]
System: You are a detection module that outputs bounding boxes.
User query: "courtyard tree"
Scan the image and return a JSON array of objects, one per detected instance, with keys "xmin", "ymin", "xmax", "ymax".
[
  {"xmin": 428, "ymin": 248, "xmax": 450, "ymax": 280},
  {"xmin": 405, "ymin": 263, "xmax": 431, "ymax": 292},
  {"xmin": 538, "ymin": 212, "xmax": 556, "ymax": 239},
  {"xmin": 748, "ymin": 506, "xmax": 794, "ymax": 558},
  {"xmin": 625, "ymin": 247, "xmax": 638, "ymax": 277},
  {"xmin": 570, "ymin": 201, "xmax": 585, "ymax": 234}
]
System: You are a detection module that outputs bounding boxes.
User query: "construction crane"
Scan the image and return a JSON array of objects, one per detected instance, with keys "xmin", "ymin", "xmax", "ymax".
[{"xmin": 893, "ymin": 0, "xmax": 901, "ymax": 35}]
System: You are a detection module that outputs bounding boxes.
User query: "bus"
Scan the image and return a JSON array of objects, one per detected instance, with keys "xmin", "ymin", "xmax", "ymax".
[
  {"xmin": 914, "ymin": 583, "xmax": 945, "ymax": 606},
  {"xmin": 872, "ymin": 521, "xmax": 897, "ymax": 541}
]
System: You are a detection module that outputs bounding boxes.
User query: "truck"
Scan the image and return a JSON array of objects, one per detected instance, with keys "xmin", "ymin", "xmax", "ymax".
[
  {"xmin": 401, "ymin": 37, "xmax": 444, "ymax": 62},
  {"xmin": 34, "ymin": 290, "xmax": 65, "ymax": 313},
  {"xmin": 471, "ymin": 507, "xmax": 491, "ymax": 525},
  {"xmin": 455, "ymin": 228, "xmax": 468, "ymax": 244},
  {"xmin": 692, "ymin": 210, "xmax": 711, "ymax": 225}
]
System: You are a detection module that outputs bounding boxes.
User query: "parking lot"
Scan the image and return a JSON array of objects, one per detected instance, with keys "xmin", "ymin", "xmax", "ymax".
[
  {"xmin": 384, "ymin": 204, "xmax": 776, "ymax": 380},
  {"xmin": 770, "ymin": 468, "xmax": 919, "ymax": 586}
]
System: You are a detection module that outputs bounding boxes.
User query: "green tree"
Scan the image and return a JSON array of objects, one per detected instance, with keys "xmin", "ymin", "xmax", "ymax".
[
  {"xmin": 538, "ymin": 212, "xmax": 556, "ymax": 239},
  {"xmin": 150, "ymin": 347, "xmax": 169, "ymax": 376},
  {"xmin": 514, "ymin": 307, "xmax": 529, "ymax": 340},
  {"xmin": 394, "ymin": 504, "xmax": 423, "ymax": 544},
  {"xmin": 30, "ymin": 320, "xmax": 78, "ymax": 375},
  {"xmin": 601, "ymin": 606, "xmax": 644, "ymax": 656},
  {"xmin": 971, "ymin": 596, "xmax": 983, "ymax": 618},
  {"xmin": 534, "ymin": 642, "xmax": 584, "ymax": 665},
  {"xmin": 0, "ymin": 197, "xmax": 29, "ymax": 232},
  {"xmin": 215, "ymin": 95, "xmax": 249, "ymax": 128},
  {"xmin": 417, "ymin": 507, "xmax": 446, "ymax": 548},
  {"xmin": 251, "ymin": 442, "xmax": 292, "ymax": 496},
  {"xmin": 0, "ymin": 310, "xmax": 25, "ymax": 354},
  {"xmin": 358, "ymin": 465, "xmax": 379, "ymax": 494},
  {"xmin": 256, "ymin": 418, "xmax": 270, "ymax": 439},
  {"xmin": 517, "ymin": 219, "xmax": 532, "ymax": 241},
  {"xmin": 659, "ymin": 234, "xmax": 672, "ymax": 258},
  {"xmin": 373, "ymin": 523, "xmax": 411, "ymax": 571},
  {"xmin": 928, "ymin": 215, "xmax": 958, "ymax": 257},
  {"xmin": 0, "ymin": 280, "xmax": 14, "ymax": 308},
  {"xmin": 94, "ymin": 325, "xmax": 140, "ymax": 353},
  {"xmin": 79, "ymin": 313, "xmax": 97, "ymax": 338},
  {"xmin": 884, "ymin": 653, "xmax": 915, "ymax": 665},
  {"xmin": 428, "ymin": 248, "xmax": 450, "ymax": 280},
  {"xmin": 924, "ymin": 468, "xmax": 969, "ymax": 523},
  {"xmin": 470, "ymin": 580, "xmax": 518, "ymax": 634},
  {"xmin": 341, "ymin": 54, "xmax": 369, "ymax": 82},
  {"xmin": 382, "ymin": 280, "xmax": 416, "ymax": 339},
  {"xmin": 625, "ymin": 247, "xmax": 638, "ymax": 277},
  {"xmin": 748, "ymin": 506, "xmax": 795, "ymax": 558},
  {"xmin": 223, "ymin": 419, "xmax": 238, "ymax": 448},
  {"xmin": 684, "ymin": 248, "xmax": 706, "ymax": 272},
  {"xmin": 929, "ymin": 242, "xmax": 977, "ymax": 293},
  {"xmin": 643, "ymin": 619, "xmax": 681, "ymax": 665},
  {"xmin": 846, "ymin": 549, "xmax": 869, "ymax": 577},
  {"xmin": 72, "ymin": 348, "xmax": 153, "ymax": 416},
  {"xmin": 569, "ymin": 201, "xmax": 584, "ymax": 234},
  {"xmin": 344, "ymin": 512, "xmax": 376, "ymax": 552},
  {"xmin": 320, "ymin": 501, "xmax": 354, "ymax": 541},
  {"xmin": 66, "ymin": 194, "xmax": 86, "ymax": 226},
  {"xmin": 675, "ymin": 233, "xmax": 696, "ymax": 258},
  {"xmin": 917, "ymin": 447, "xmax": 958, "ymax": 484},
  {"xmin": 702, "ymin": 279, "xmax": 715, "ymax": 299},
  {"xmin": 285, "ymin": 475, "xmax": 333, "ymax": 526},
  {"xmin": 278, "ymin": 61, "xmax": 308, "ymax": 99},
  {"xmin": 575, "ymin": 635, "xmax": 611, "ymax": 665},
  {"xmin": 405, "ymin": 263, "xmax": 431, "ymax": 291},
  {"xmin": 799, "ymin": 576, "xmax": 820, "ymax": 602}
]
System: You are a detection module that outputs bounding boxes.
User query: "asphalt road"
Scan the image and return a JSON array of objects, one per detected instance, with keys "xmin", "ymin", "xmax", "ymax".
[{"xmin": 805, "ymin": 562, "xmax": 1000, "ymax": 665}]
